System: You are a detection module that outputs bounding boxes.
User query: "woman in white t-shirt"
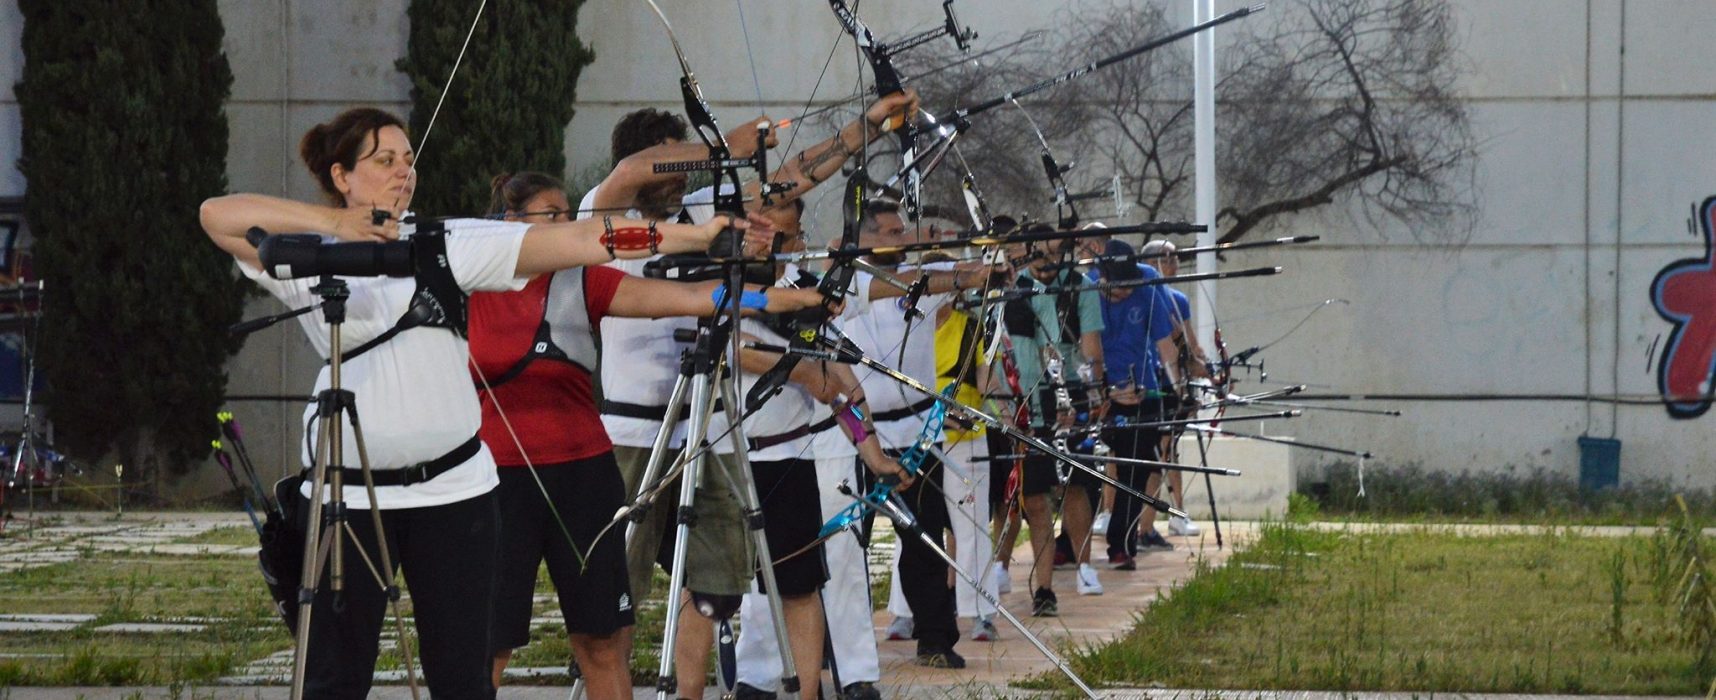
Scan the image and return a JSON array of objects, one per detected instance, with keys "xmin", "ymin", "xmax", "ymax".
[{"xmin": 199, "ymin": 107, "xmax": 758, "ymax": 700}]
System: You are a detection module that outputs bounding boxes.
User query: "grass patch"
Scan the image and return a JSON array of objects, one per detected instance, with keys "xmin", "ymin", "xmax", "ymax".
[
  {"xmin": 1047, "ymin": 521, "xmax": 1713, "ymax": 694},
  {"xmin": 172, "ymin": 525, "xmax": 261, "ymax": 547},
  {"xmin": 1303, "ymin": 462, "xmax": 1716, "ymax": 525},
  {"xmin": 0, "ymin": 549, "xmax": 289, "ymax": 684}
]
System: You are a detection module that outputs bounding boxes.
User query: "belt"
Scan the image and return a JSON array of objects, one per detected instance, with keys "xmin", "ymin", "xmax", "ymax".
[
  {"xmin": 747, "ymin": 424, "xmax": 812, "ymax": 452},
  {"xmin": 318, "ymin": 435, "xmax": 480, "ymax": 488},
  {"xmin": 601, "ymin": 398, "xmax": 725, "ymax": 422},
  {"xmin": 871, "ymin": 397, "xmax": 938, "ymax": 423},
  {"xmin": 808, "ymin": 415, "xmax": 839, "ymax": 434}
]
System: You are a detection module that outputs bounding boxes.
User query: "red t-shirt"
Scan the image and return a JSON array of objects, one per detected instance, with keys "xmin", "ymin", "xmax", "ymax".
[{"xmin": 467, "ymin": 266, "xmax": 626, "ymax": 466}]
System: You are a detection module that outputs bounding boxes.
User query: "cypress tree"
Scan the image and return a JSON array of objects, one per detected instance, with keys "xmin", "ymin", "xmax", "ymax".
[
  {"xmin": 14, "ymin": 1, "xmax": 244, "ymax": 487},
  {"xmin": 397, "ymin": 0, "xmax": 597, "ymax": 216}
]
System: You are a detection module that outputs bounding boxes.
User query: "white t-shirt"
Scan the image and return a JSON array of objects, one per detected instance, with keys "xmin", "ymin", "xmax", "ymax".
[
  {"xmin": 841, "ymin": 262, "xmax": 953, "ymax": 450},
  {"xmin": 586, "ymin": 185, "xmax": 719, "ymax": 448},
  {"xmin": 708, "ymin": 263, "xmax": 875, "ymax": 462},
  {"xmin": 239, "ymin": 217, "xmax": 530, "ymax": 509}
]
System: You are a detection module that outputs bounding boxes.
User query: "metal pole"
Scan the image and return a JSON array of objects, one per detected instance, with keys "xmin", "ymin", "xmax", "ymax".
[{"xmin": 1192, "ymin": 0, "xmax": 1218, "ymax": 356}]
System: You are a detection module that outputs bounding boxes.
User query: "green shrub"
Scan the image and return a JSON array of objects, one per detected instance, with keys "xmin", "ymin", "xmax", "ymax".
[
  {"xmin": 15, "ymin": 0, "xmax": 245, "ymax": 487},
  {"xmin": 395, "ymin": 0, "xmax": 596, "ymax": 216}
]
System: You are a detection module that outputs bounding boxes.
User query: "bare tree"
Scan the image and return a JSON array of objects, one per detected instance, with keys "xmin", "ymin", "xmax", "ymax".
[{"xmin": 897, "ymin": 0, "xmax": 1476, "ymax": 243}]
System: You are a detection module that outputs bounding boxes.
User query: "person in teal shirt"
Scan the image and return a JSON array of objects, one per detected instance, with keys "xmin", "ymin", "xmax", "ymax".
[{"xmin": 996, "ymin": 223, "xmax": 1109, "ymax": 616}]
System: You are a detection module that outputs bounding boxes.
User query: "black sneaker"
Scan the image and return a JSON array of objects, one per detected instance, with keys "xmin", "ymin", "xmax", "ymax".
[
  {"xmin": 733, "ymin": 682, "xmax": 775, "ymax": 700},
  {"xmin": 915, "ymin": 645, "xmax": 967, "ymax": 669},
  {"xmin": 1031, "ymin": 586, "xmax": 1059, "ymax": 617},
  {"xmin": 841, "ymin": 681, "xmax": 883, "ymax": 700},
  {"xmin": 1142, "ymin": 528, "xmax": 1173, "ymax": 551}
]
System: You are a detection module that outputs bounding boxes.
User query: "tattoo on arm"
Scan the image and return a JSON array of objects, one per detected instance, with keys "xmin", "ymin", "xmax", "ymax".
[{"xmin": 795, "ymin": 141, "xmax": 847, "ymax": 184}]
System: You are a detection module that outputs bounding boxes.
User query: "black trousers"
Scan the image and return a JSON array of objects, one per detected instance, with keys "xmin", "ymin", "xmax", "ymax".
[
  {"xmin": 302, "ymin": 489, "xmax": 499, "ymax": 700},
  {"xmin": 1105, "ymin": 398, "xmax": 1170, "ymax": 558},
  {"xmin": 886, "ymin": 448, "xmax": 959, "ymax": 650}
]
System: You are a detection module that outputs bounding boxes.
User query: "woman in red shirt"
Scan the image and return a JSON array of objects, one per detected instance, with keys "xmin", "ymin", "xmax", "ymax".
[{"xmin": 467, "ymin": 172, "xmax": 825, "ymax": 697}]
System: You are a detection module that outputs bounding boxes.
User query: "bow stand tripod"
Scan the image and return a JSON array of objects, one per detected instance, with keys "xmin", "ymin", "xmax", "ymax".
[{"xmin": 606, "ymin": 249, "xmax": 805, "ymax": 700}]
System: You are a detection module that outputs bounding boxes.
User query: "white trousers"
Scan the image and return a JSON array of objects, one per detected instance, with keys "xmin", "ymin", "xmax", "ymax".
[
  {"xmin": 886, "ymin": 436, "xmax": 995, "ymax": 618},
  {"xmin": 736, "ymin": 455, "xmax": 880, "ymax": 689}
]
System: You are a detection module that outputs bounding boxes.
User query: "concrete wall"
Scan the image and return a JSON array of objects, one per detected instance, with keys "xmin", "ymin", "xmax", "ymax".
[{"xmin": 0, "ymin": 0, "xmax": 1710, "ymax": 497}]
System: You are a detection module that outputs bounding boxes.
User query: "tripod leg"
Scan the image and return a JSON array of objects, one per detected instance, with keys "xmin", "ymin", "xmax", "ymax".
[
  {"xmin": 654, "ymin": 372, "xmax": 716, "ymax": 700},
  {"xmin": 716, "ymin": 375, "xmax": 804, "ymax": 700},
  {"xmin": 290, "ymin": 409, "xmax": 337, "ymax": 700},
  {"xmin": 1194, "ymin": 433, "xmax": 1224, "ymax": 548}
]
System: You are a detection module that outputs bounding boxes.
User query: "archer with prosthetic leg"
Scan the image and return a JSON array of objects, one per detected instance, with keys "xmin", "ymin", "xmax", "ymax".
[{"xmin": 583, "ymin": 86, "xmax": 923, "ymax": 700}]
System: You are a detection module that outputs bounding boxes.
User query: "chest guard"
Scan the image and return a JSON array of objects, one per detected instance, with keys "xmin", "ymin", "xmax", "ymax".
[
  {"xmin": 486, "ymin": 267, "xmax": 601, "ymax": 388},
  {"xmin": 341, "ymin": 227, "xmax": 466, "ymax": 363}
]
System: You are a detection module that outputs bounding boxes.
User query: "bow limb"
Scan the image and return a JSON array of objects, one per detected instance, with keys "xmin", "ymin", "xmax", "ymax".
[{"xmin": 1009, "ymin": 97, "xmax": 1081, "ymax": 230}]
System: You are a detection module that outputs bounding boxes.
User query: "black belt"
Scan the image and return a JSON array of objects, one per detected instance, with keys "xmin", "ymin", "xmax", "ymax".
[
  {"xmin": 601, "ymin": 398, "xmax": 725, "ymax": 422},
  {"xmin": 809, "ymin": 415, "xmax": 839, "ymax": 434},
  {"xmin": 318, "ymin": 435, "xmax": 480, "ymax": 488},
  {"xmin": 748, "ymin": 424, "xmax": 812, "ymax": 452},
  {"xmin": 872, "ymin": 397, "xmax": 938, "ymax": 423}
]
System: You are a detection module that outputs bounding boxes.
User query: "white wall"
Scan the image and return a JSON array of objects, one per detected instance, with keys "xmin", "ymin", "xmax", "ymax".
[{"xmin": 1, "ymin": 0, "xmax": 1710, "ymax": 495}]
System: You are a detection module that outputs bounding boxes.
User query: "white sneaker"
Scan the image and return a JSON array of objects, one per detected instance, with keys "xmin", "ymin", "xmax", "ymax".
[
  {"xmin": 1091, "ymin": 510, "xmax": 1111, "ymax": 532},
  {"xmin": 1169, "ymin": 515, "xmax": 1201, "ymax": 537},
  {"xmin": 971, "ymin": 616, "xmax": 999, "ymax": 641},
  {"xmin": 1076, "ymin": 563, "xmax": 1104, "ymax": 596},
  {"xmin": 992, "ymin": 562, "xmax": 1012, "ymax": 595},
  {"xmin": 885, "ymin": 615, "xmax": 914, "ymax": 640}
]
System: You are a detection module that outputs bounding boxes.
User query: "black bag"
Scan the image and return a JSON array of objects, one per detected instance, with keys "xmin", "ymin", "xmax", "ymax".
[{"xmin": 257, "ymin": 474, "xmax": 306, "ymax": 632}]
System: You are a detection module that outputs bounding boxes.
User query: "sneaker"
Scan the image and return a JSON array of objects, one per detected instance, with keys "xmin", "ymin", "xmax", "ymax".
[
  {"xmin": 1092, "ymin": 510, "xmax": 1111, "ymax": 532},
  {"xmin": 915, "ymin": 645, "xmax": 967, "ymax": 669},
  {"xmin": 1031, "ymin": 587, "xmax": 1059, "ymax": 617},
  {"xmin": 733, "ymin": 682, "xmax": 776, "ymax": 700},
  {"xmin": 992, "ymin": 562, "xmax": 1012, "ymax": 595},
  {"xmin": 841, "ymin": 681, "xmax": 882, "ymax": 700},
  {"xmin": 1110, "ymin": 552, "xmax": 1137, "ymax": 571},
  {"xmin": 1169, "ymin": 515, "xmax": 1201, "ymax": 536},
  {"xmin": 884, "ymin": 615, "xmax": 914, "ymax": 640},
  {"xmin": 1141, "ymin": 528, "xmax": 1174, "ymax": 551},
  {"xmin": 1076, "ymin": 563, "xmax": 1104, "ymax": 595},
  {"xmin": 1052, "ymin": 547, "xmax": 1073, "ymax": 569},
  {"xmin": 970, "ymin": 615, "xmax": 999, "ymax": 641}
]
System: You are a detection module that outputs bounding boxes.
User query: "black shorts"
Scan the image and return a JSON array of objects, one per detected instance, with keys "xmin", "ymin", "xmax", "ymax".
[
  {"xmin": 751, "ymin": 458, "xmax": 828, "ymax": 597},
  {"xmin": 492, "ymin": 453, "xmax": 635, "ymax": 650},
  {"xmin": 1021, "ymin": 427, "xmax": 1072, "ymax": 496},
  {"xmin": 986, "ymin": 430, "xmax": 1016, "ymax": 513},
  {"xmin": 1103, "ymin": 393, "xmax": 1179, "ymax": 465}
]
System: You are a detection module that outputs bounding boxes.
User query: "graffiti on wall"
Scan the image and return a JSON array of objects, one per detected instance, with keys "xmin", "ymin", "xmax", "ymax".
[{"xmin": 1651, "ymin": 195, "xmax": 1716, "ymax": 418}]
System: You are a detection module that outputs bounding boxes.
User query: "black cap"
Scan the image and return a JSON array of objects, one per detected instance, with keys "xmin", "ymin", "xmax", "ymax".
[{"xmin": 1100, "ymin": 240, "xmax": 1143, "ymax": 282}]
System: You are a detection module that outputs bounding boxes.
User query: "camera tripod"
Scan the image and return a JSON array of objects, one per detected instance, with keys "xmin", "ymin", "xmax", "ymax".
[
  {"xmin": 286, "ymin": 276, "xmax": 421, "ymax": 700},
  {"xmin": 0, "ymin": 280, "xmax": 61, "ymax": 535}
]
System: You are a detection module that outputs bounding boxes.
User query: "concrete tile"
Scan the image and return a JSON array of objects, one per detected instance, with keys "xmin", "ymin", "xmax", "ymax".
[{"xmin": 93, "ymin": 623, "xmax": 208, "ymax": 633}]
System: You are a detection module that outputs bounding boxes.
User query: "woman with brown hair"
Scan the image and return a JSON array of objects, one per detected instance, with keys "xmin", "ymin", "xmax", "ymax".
[
  {"xmin": 199, "ymin": 108, "xmax": 768, "ymax": 699},
  {"xmin": 468, "ymin": 171, "xmax": 827, "ymax": 697}
]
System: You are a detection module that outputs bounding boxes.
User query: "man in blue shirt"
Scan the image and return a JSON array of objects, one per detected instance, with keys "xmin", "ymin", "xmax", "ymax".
[
  {"xmin": 1141, "ymin": 240, "xmax": 1212, "ymax": 540},
  {"xmin": 1095, "ymin": 240, "xmax": 1182, "ymax": 568}
]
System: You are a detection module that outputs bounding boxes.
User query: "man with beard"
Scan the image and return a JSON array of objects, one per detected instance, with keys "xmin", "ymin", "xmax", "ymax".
[
  {"xmin": 836, "ymin": 195, "xmax": 1000, "ymax": 668},
  {"xmin": 1000, "ymin": 224, "xmax": 1108, "ymax": 616}
]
